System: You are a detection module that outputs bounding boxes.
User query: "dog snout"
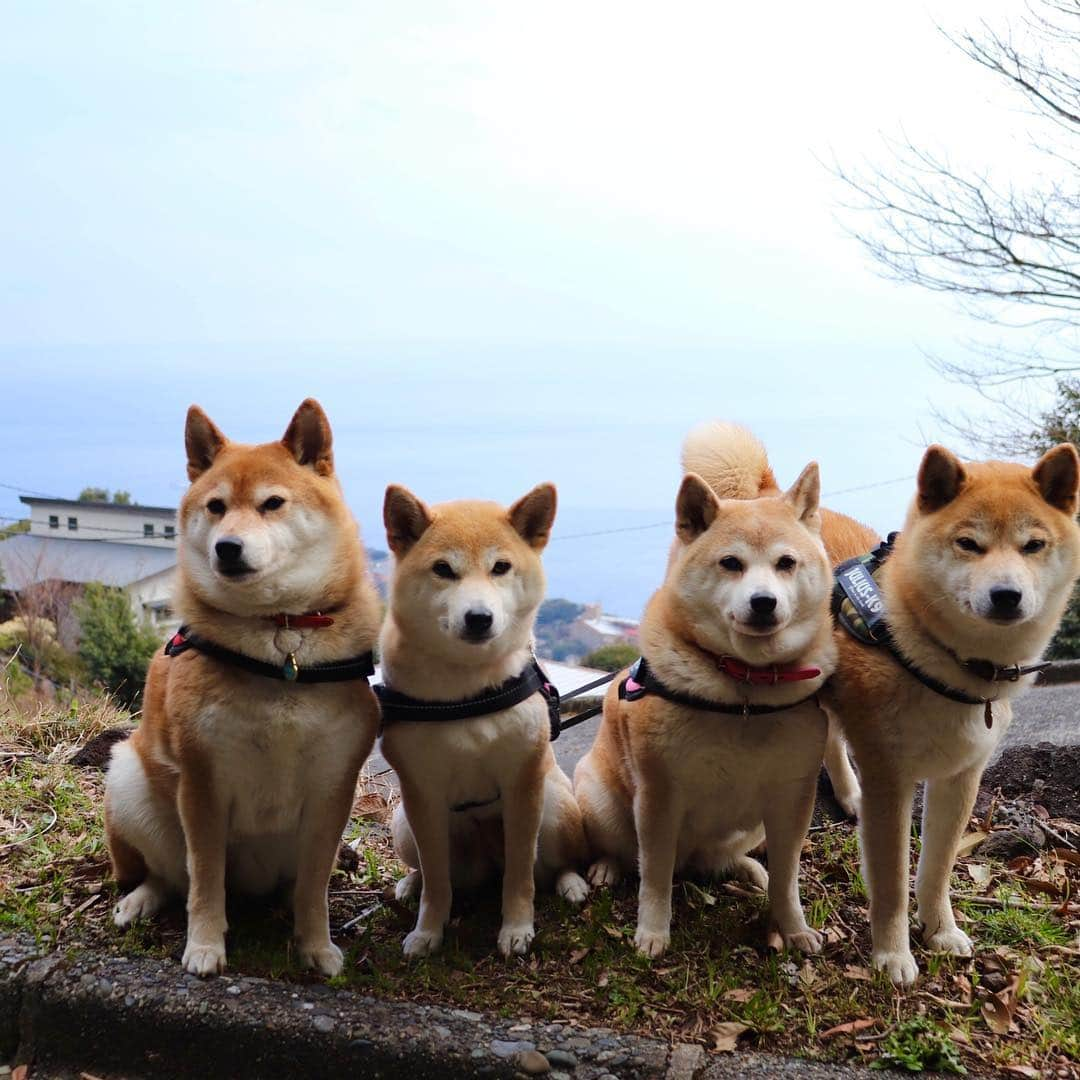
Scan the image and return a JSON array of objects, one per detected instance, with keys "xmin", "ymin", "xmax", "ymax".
[
  {"xmin": 463, "ymin": 608, "xmax": 495, "ymax": 641},
  {"xmin": 988, "ymin": 586, "xmax": 1023, "ymax": 620},
  {"xmin": 749, "ymin": 593, "xmax": 777, "ymax": 615},
  {"xmin": 215, "ymin": 537, "xmax": 245, "ymax": 564}
]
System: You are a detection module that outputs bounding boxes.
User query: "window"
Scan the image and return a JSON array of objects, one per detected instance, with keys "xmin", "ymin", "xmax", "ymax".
[
  {"xmin": 67, "ymin": 516, "xmax": 77, "ymax": 531},
  {"xmin": 164, "ymin": 525, "xmax": 175, "ymax": 539},
  {"xmin": 48, "ymin": 515, "xmax": 59, "ymax": 529},
  {"xmin": 144, "ymin": 523, "xmax": 154, "ymax": 538}
]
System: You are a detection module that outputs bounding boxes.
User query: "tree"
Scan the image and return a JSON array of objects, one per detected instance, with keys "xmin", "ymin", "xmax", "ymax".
[
  {"xmin": 582, "ymin": 642, "xmax": 640, "ymax": 672},
  {"xmin": 837, "ymin": 0, "xmax": 1080, "ymax": 452},
  {"xmin": 74, "ymin": 582, "xmax": 159, "ymax": 707},
  {"xmin": 77, "ymin": 488, "xmax": 135, "ymax": 504},
  {"xmin": 112, "ymin": 490, "xmax": 132, "ymax": 505}
]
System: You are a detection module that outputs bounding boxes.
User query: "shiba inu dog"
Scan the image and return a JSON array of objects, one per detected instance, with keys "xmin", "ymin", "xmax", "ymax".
[
  {"xmin": 820, "ymin": 443, "xmax": 1080, "ymax": 986},
  {"xmin": 378, "ymin": 483, "xmax": 589, "ymax": 958},
  {"xmin": 104, "ymin": 400, "xmax": 382, "ymax": 977},
  {"xmin": 574, "ymin": 423, "xmax": 835, "ymax": 957}
]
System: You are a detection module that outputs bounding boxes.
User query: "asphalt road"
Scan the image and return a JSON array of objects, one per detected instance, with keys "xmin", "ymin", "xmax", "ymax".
[{"xmin": 364, "ymin": 681, "xmax": 1080, "ymax": 786}]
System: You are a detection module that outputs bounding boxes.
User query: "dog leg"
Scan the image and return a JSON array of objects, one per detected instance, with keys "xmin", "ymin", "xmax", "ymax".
[
  {"xmin": 497, "ymin": 760, "xmax": 546, "ymax": 956},
  {"xmin": 398, "ymin": 780, "xmax": 452, "ymax": 958},
  {"xmin": 823, "ymin": 713, "xmax": 861, "ymax": 820},
  {"xmin": 859, "ymin": 777, "xmax": 917, "ymax": 987},
  {"xmin": 633, "ymin": 780, "xmax": 682, "ymax": 959},
  {"xmin": 537, "ymin": 768, "xmax": 590, "ymax": 905},
  {"xmin": 762, "ymin": 776, "xmax": 822, "ymax": 954},
  {"xmin": 574, "ymin": 752, "xmax": 634, "ymax": 891},
  {"xmin": 177, "ymin": 773, "xmax": 229, "ymax": 978},
  {"xmin": 293, "ymin": 773, "xmax": 358, "ymax": 977},
  {"xmin": 916, "ymin": 767, "xmax": 982, "ymax": 957}
]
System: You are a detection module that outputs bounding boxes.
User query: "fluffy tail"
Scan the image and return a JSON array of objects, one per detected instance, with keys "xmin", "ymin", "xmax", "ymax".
[{"xmin": 681, "ymin": 422, "xmax": 779, "ymax": 500}]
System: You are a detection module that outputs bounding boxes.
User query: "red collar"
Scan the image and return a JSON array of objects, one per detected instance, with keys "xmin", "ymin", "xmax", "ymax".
[
  {"xmin": 714, "ymin": 653, "xmax": 821, "ymax": 685},
  {"xmin": 268, "ymin": 612, "xmax": 335, "ymax": 629}
]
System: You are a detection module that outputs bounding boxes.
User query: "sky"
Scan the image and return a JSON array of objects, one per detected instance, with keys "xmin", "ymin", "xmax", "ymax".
[{"xmin": 0, "ymin": 1, "xmax": 1058, "ymax": 615}]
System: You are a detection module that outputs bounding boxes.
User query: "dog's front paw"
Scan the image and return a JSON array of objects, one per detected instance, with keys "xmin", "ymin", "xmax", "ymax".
[
  {"xmin": 113, "ymin": 880, "xmax": 167, "ymax": 928},
  {"xmin": 497, "ymin": 922, "xmax": 535, "ymax": 957},
  {"xmin": 556, "ymin": 871, "xmax": 590, "ymax": 906},
  {"xmin": 183, "ymin": 939, "xmax": 226, "ymax": 977},
  {"xmin": 923, "ymin": 925, "xmax": 973, "ymax": 957},
  {"xmin": 394, "ymin": 870, "xmax": 421, "ymax": 902},
  {"xmin": 634, "ymin": 926, "xmax": 670, "ymax": 958},
  {"xmin": 780, "ymin": 927, "xmax": 823, "ymax": 954},
  {"xmin": 298, "ymin": 939, "xmax": 344, "ymax": 977},
  {"xmin": 403, "ymin": 927, "xmax": 443, "ymax": 958},
  {"xmin": 872, "ymin": 947, "xmax": 918, "ymax": 988},
  {"xmin": 587, "ymin": 858, "xmax": 621, "ymax": 888}
]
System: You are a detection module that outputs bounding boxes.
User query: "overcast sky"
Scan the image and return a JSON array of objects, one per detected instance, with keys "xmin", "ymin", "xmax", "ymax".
[{"xmin": 0, "ymin": 1, "xmax": 1055, "ymax": 612}]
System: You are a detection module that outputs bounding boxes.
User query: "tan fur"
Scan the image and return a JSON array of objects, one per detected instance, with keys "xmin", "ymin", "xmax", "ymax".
[
  {"xmin": 575, "ymin": 424, "xmax": 835, "ymax": 957},
  {"xmin": 820, "ymin": 444, "xmax": 1080, "ymax": 986},
  {"xmin": 378, "ymin": 484, "xmax": 589, "ymax": 959},
  {"xmin": 104, "ymin": 400, "xmax": 381, "ymax": 978}
]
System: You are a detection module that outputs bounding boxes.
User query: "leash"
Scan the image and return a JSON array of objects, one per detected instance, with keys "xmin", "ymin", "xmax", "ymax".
[
  {"xmin": 164, "ymin": 626, "xmax": 375, "ymax": 684},
  {"xmin": 555, "ymin": 669, "xmax": 620, "ymax": 732}
]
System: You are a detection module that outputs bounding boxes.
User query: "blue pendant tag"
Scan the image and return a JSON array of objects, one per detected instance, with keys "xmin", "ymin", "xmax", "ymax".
[{"xmin": 283, "ymin": 653, "xmax": 299, "ymax": 681}]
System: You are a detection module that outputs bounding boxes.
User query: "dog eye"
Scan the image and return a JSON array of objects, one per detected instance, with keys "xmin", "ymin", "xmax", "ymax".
[
  {"xmin": 776, "ymin": 555, "xmax": 797, "ymax": 572},
  {"xmin": 719, "ymin": 556, "xmax": 744, "ymax": 572},
  {"xmin": 207, "ymin": 499, "xmax": 226, "ymax": 515},
  {"xmin": 260, "ymin": 496, "xmax": 286, "ymax": 513},
  {"xmin": 955, "ymin": 536, "xmax": 983, "ymax": 554},
  {"xmin": 492, "ymin": 560, "xmax": 512, "ymax": 576},
  {"xmin": 432, "ymin": 560, "xmax": 458, "ymax": 580},
  {"xmin": 1022, "ymin": 538, "xmax": 1046, "ymax": 554}
]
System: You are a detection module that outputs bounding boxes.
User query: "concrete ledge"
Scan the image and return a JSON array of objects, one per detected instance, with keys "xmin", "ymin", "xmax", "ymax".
[{"xmin": 1036, "ymin": 659, "xmax": 1080, "ymax": 686}]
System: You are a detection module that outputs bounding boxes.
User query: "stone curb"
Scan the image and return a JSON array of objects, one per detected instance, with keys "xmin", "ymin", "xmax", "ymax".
[{"xmin": 0, "ymin": 936, "xmax": 880, "ymax": 1079}]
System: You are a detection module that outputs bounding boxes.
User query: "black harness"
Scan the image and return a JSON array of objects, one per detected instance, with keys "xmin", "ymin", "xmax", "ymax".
[
  {"xmin": 163, "ymin": 626, "xmax": 375, "ymax": 684},
  {"xmin": 618, "ymin": 656, "xmax": 821, "ymax": 717},
  {"xmin": 831, "ymin": 533, "xmax": 1050, "ymax": 727}
]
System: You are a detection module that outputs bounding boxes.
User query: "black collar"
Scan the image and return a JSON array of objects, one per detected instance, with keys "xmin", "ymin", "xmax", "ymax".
[
  {"xmin": 164, "ymin": 626, "xmax": 375, "ymax": 684},
  {"xmin": 374, "ymin": 659, "xmax": 563, "ymax": 740},
  {"xmin": 618, "ymin": 657, "xmax": 821, "ymax": 717}
]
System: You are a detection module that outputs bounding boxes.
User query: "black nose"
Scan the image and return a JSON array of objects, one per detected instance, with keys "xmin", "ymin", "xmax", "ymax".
[
  {"xmin": 749, "ymin": 593, "xmax": 777, "ymax": 614},
  {"xmin": 990, "ymin": 587, "xmax": 1022, "ymax": 615},
  {"xmin": 215, "ymin": 537, "xmax": 244, "ymax": 564},
  {"xmin": 463, "ymin": 609, "xmax": 494, "ymax": 636}
]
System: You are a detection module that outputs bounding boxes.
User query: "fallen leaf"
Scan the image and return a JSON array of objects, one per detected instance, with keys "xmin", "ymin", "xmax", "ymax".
[
  {"xmin": 820, "ymin": 1018, "xmax": 876, "ymax": 1040},
  {"xmin": 13, "ymin": 1067, "xmax": 28, "ymax": 1080},
  {"xmin": 956, "ymin": 831, "xmax": 988, "ymax": 857},
  {"xmin": 843, "ymin": 964, "xmax": 874, "ymax": 981},
  {"xmin": 982, "ymin": 991, "xmax": 1015, "ymax": 1035},
  {"xmin": 966, "ymin": 863, "xmax": 993, "ymax": 887},
  {"xmin": 568, "ymin": 947, "xmax": 590, "ymax": 965},
  {"xmin": 709, "ymin": 1021, "xmax": 750, "ymax": 1051},
  {"xmin": 723, "ymin": 988, "xmax": 755, "ymax": 1003},
  {"xmin": 597, "ymin": 971, "xmax": 609, "ymax": 988},
  {"xmin": 1052, "ymin": 847, "xmax": 1080, "ymax": 867},
  {"xmin": 1003, "ymin": 1066, "xmax": 1041, "ymax": 1078},
  {"xmin": 798, "ymin": 961, "xmax": 817, "ymax": 990},
  {"xmin": 603, "ymin": 925, "xmax": 623, "ymax": 939}
]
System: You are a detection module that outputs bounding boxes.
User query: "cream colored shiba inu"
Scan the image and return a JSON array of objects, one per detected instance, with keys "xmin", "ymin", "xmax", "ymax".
[
  {"xmin": 820, "ymin": 443, "xmax": 1080, "ymax": 986},
  {"xmin": 378, "ymin": 483, "xmax": 589, "ymax": 958},
  {"xmin": 574, "ymin": 423, "xmax": 835, "ymax": 957},
  {"xmin": 104, "ymin": 400, "xmax": 382, "ymax": 977}
]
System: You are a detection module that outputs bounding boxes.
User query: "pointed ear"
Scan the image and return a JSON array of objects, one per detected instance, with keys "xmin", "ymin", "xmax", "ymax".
[
  {"xmin": 185, "ymin": 406, "xmax": 228, "ymax": 481},
  {"xmin": 917, "ymin": 445, "xmax": 967, "ymax": 513},
  {"xmin": 783, "ymin": 461, "xmax": 821, "ymax": 530},
  {"xmin": 383, "ymin": 485, "xmax": 432, "ymax": 557},
  {"xmin": 1033, "ymin": 443, "xmax": 1080, "ymax": 515},
  {"xmin": 509, "ymin": 483, "xmax": 557, "ymax": 550},
  {"xmin": 675, "ymin": 473, "xmax": 720, "ymax": 544},
  {"xmin": 282, "ymin": 398, "xmax": 333, "ymax": 475}
]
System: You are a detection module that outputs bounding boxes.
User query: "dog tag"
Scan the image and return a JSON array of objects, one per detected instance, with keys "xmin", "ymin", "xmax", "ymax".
[
  {"xmin": 283, "ymin": 653, "xmax": 299, "ymax": 682},
  {"xmin": 984, "ymin": 700, "xmax": 993, "ymax": 729}
]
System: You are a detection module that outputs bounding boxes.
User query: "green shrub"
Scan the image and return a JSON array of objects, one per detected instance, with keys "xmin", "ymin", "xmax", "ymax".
[{"xmin": 74, "ymin": 582, "xmax": 159, "ymax": 707}]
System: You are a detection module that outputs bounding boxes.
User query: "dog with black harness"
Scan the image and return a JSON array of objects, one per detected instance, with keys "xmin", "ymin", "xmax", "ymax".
[{"xmin": 377, "ymin": 481, "xmax": 589, "ymax": 959}]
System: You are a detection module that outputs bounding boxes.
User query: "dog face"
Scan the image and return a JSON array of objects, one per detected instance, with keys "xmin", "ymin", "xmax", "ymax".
[
  {"xmin": 667, "ymin": 463, "xmax": 832, "ymax": 664},
  {"xmin": 901, "ymin": 443, "xmax": 1080, "ymax": 653},
  {"xmin": 383, "ymin": 484, "xmax": 556, "ymax": 665},
  {"xmin": 178, "ymin": 399, "xmax": 355, "ymax": 616}
]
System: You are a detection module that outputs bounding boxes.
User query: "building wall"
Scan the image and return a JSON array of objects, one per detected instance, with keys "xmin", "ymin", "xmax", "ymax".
[
  {"xmin": 126, "ymin": 567, "xmax": 179, "ymax": 637},
  {"xmin": 25, "ymin": 500, "xmax": 177, "ymax": 547}
]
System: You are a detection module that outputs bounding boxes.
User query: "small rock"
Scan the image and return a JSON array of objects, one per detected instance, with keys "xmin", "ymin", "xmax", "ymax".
[
  {"xmin": 226, "ymin": 984, "xmax": 242, "ymax": 996},
  {"xmin": 668, "ymin": 1043, "xmax": 706, "ymax": 1080},
  {"xmin": 546, "ymin": 1050, "xmax": 578, "ymax": 1069},
  {"xmin": 471, "ymin": 1048, "xmax": 487, "ymax": 1060},
  {"xmin": 124, "ymin": 995, "xmax": 136, "ymax": 1007},
  {"xmin": 492, "ymin": 1039, "xmax": 534, "ymax": 1059},
  {"xmin": 982, "ymin": 969, "xmax": 1009, "ymax": 992},
  {"xmin": 550, "ymin": 1073, "xmax": 571, "ymax": 1080},
  {"xmin": 313, "ymin": 1015, "xmax": 335, "ymax": 1034},
  {"xmin": 453, "ymin": 1008, "xmax": 484, "ymax": 1022},
  {"xmin": 433, "ymin": 1025, "xmax": 451, "ymax": 1038},
  {"xmin": 981, "ymin": 825, "xmax": 1046, "ymax": 860},
  {"xmin": 517, "ymin": 1050, "xmax": 551, "ymax": 1075}
]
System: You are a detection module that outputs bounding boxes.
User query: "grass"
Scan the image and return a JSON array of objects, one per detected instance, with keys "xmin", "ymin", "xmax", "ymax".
[{"xmin": 3, "ymin": 692, "xmax": 1080, "ymax": 1076}]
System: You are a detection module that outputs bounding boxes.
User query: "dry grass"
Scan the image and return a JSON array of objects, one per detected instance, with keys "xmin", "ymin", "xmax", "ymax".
[{"xmin": 2, "ymin": 699, "xmax": 1079, "ymax": 1077}]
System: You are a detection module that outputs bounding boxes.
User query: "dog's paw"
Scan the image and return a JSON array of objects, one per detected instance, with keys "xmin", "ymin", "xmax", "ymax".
[
  {"xmin": 587, "ymin": 858, "xmax": 621, "ymax": 888},
  {"xmin": 634, "ymin": 926, "xmax": 670, "ymax": 958},
  {"xmin": 923, "ymin": 925, "xmax": 973, "ymax": 957},
  {"xmin": 780, "ymin": 927, "xmax": 823, "ymax": 954},
  {"xmin": 872, "ymin": 948, "xmax": 918, "ymax": 988},
  {"xmin": 835, "ymin": 789, "xmax": 862, "ymax": 821},
  {"xmin": 497, "ymin": 922, "xmax": 536, "ymax": 957},
  {"xmin": 182, "ymin": 940, "xmax": 226, "ymax": 977},
  {"xmin": 394, "ymin": 870, "xmax": 421, "ymax": 902},
  {"xmin": 402, "ymin": 927, "xmax": 443, "ymax": 958},
  {"xmin": 298, "ymin": 940, "xmax": 344, "ymax": 977},
  {"xmin": 733, "ymin": 855, "xmax": 769, "ymax": 891},
  {"xmin": 556, "ymin": 871, "xmax": 590, "ymax": 906},
  {"xmin": 113, "ymin": 880, "xmax": 166, "ymax": 928}
]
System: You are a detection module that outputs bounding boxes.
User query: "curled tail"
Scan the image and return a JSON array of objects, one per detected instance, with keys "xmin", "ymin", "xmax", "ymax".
[{"xmin": 681, "ymin": 421, "xmax": 779, "ymax": 500}]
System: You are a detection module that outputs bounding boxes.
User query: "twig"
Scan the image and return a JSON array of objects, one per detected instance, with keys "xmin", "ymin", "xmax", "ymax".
[
  {"xmin": 0, "ymin": 806, "xmax": 58, "ymax": 855},
  {"xmin": 958, "ymin": 894, "xmax": 1073, "ymax": 912},
  {"xmin": 339, "ymin": 901, "xmax": 383, "ymax": 932}
]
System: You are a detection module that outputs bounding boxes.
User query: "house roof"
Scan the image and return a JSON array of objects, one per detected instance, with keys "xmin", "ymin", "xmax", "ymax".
[
  {"xmin": 0, "ymin": 534, "xmax": 176, "ymax": 591},
  {"xmin": 20, "ymin": 496, "xmax": 177, "ymax": 516}
]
